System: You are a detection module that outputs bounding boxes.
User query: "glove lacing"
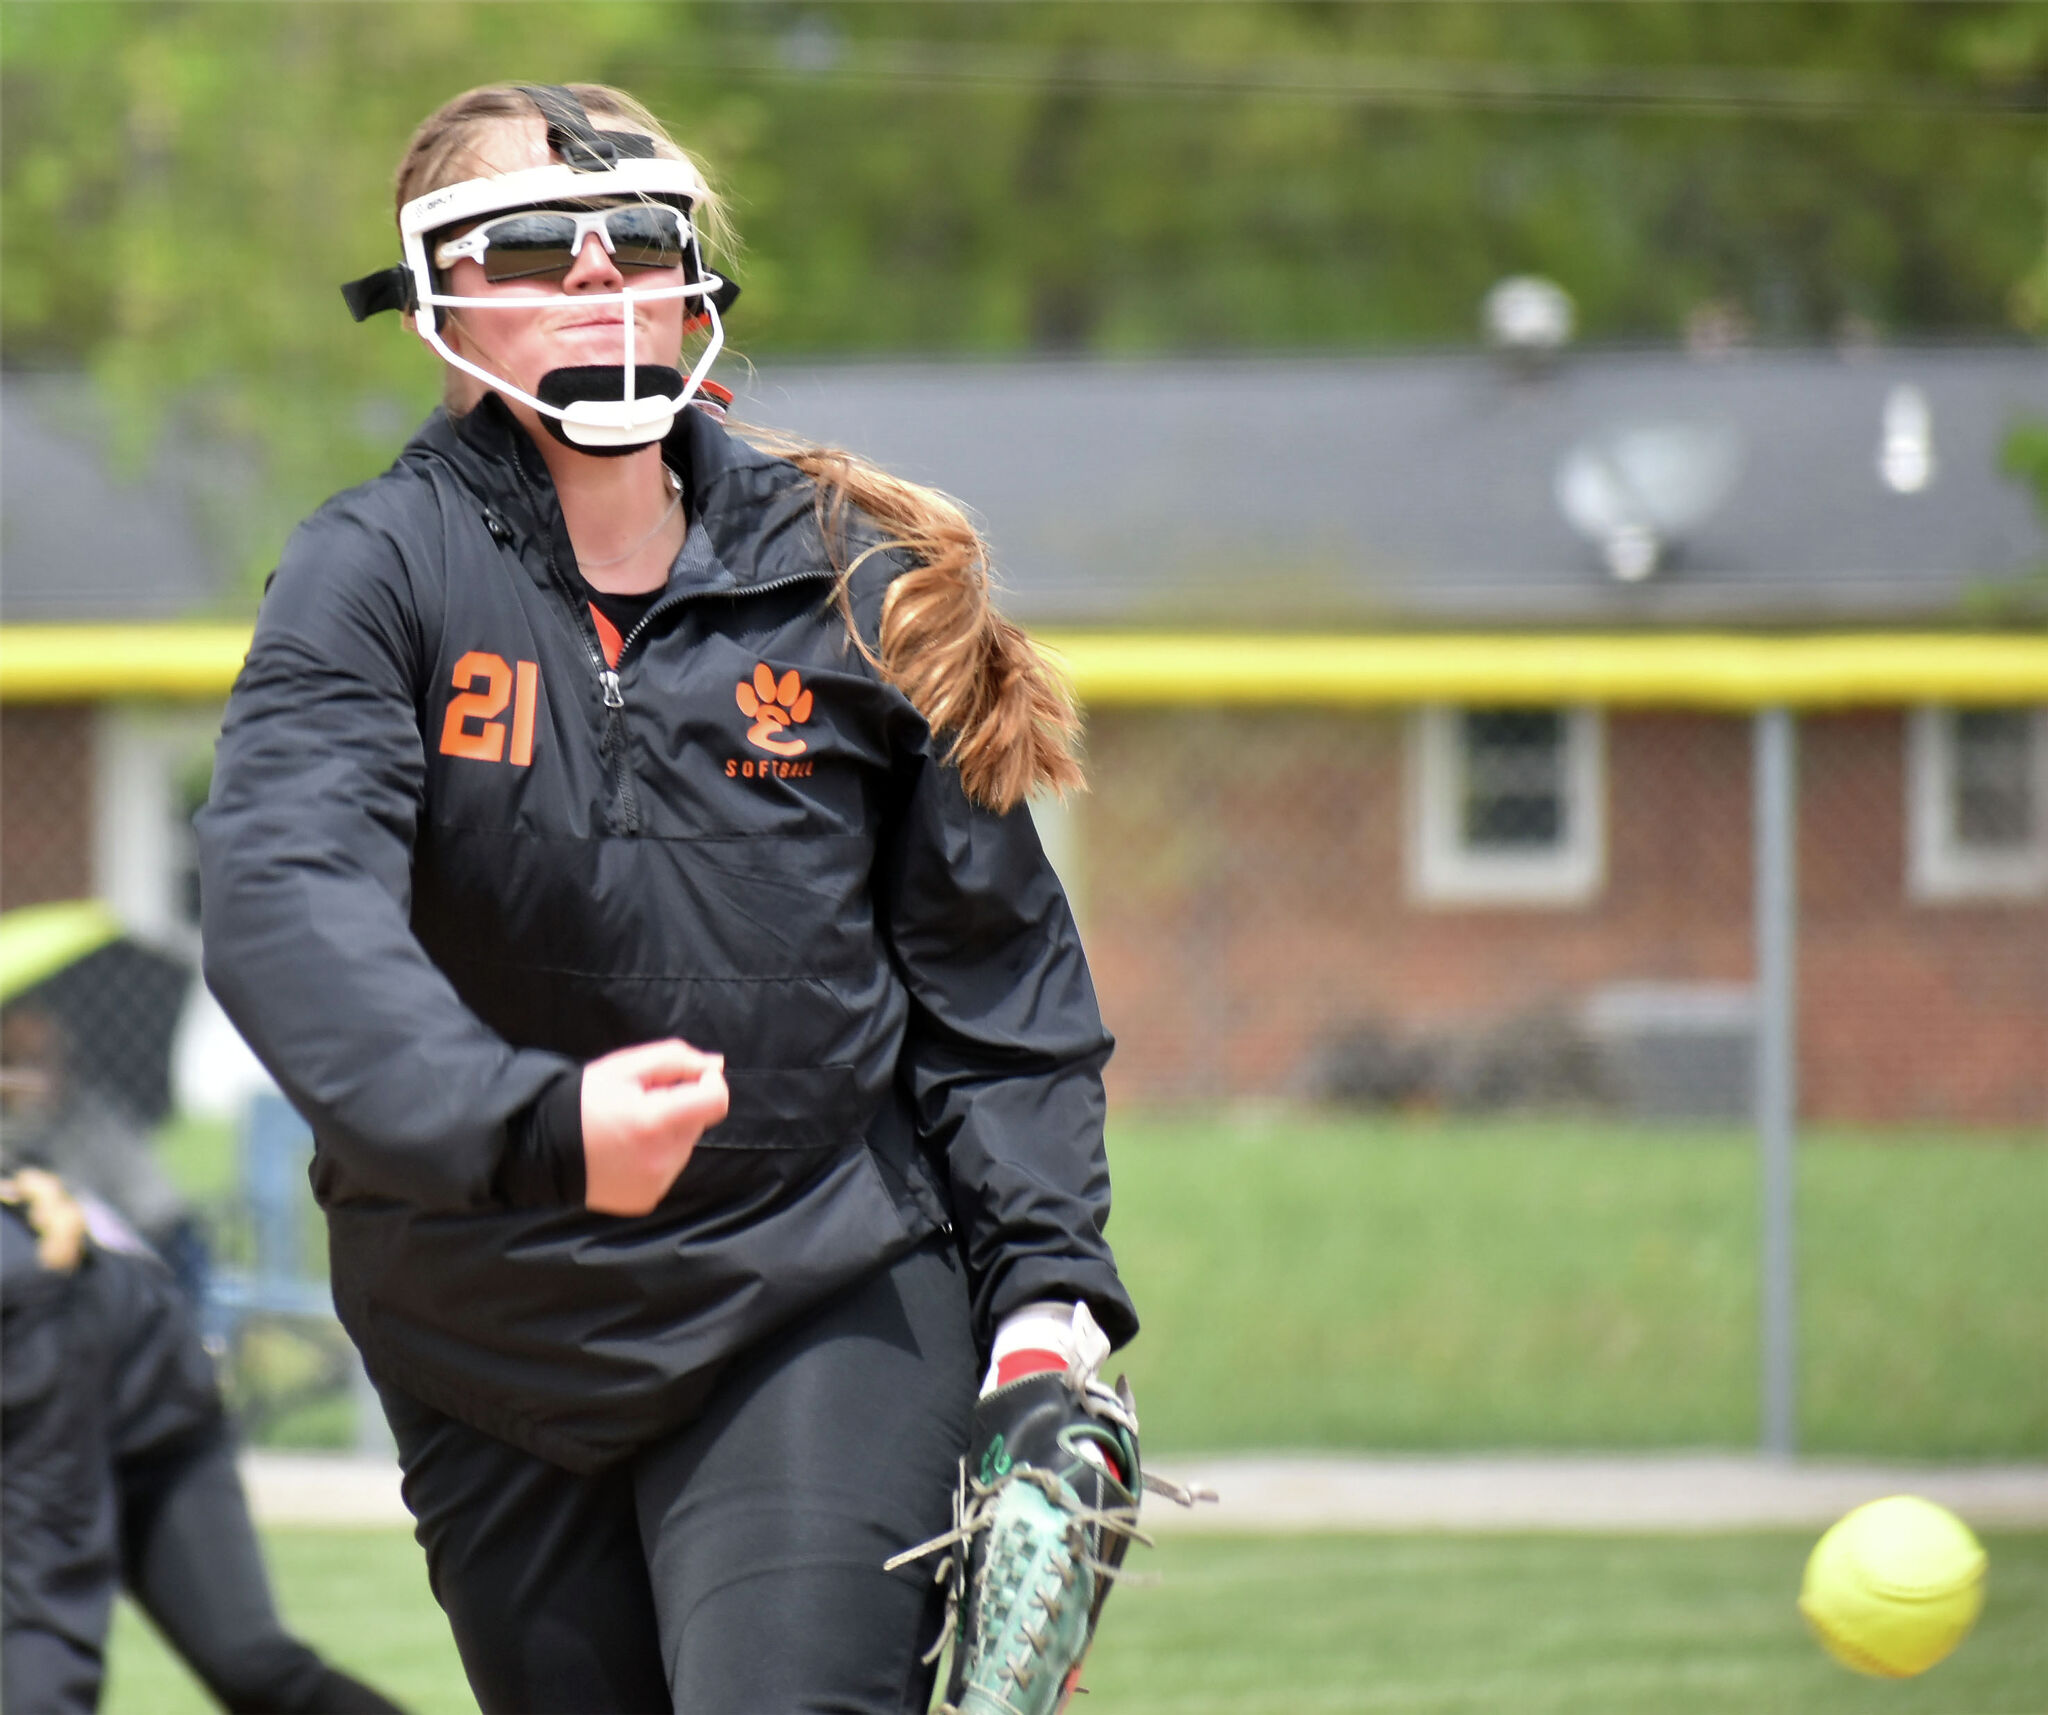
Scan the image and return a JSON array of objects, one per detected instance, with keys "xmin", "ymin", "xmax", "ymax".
[{"xmin": 885, "ymin": 1370, "xmax": 1216, "ymax": 1684}]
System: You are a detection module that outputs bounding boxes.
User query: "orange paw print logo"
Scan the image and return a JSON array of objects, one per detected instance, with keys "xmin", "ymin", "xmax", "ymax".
[{"xmin": 736, "ymin": 663, "xmax": 813, "ymax": 756}]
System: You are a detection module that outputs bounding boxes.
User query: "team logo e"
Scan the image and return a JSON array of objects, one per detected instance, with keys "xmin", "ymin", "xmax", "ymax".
[{"xmin": 735, "ymin": 663, "xmax": 813, "ymax": 757}]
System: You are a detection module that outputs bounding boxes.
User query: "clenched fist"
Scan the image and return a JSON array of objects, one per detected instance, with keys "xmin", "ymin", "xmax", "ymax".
[{"xmin": 581, "ymin": 1039, "xmax": 729, "ymax": 1216}]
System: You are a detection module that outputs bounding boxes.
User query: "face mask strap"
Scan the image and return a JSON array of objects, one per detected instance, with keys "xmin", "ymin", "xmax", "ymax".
[
  {"xmin": 515, "ymin": 85, "xmax": 658, "ymax": 170},
  {"xmin": 341, "ymin": 265, "xmax": 416, "ymax": 323}
]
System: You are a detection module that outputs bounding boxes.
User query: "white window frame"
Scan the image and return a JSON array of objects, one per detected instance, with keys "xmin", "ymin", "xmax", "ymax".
[
  {"xmin": 1905, "ymin": 705, "xmax": 2048, "ymax": 903},
  {"xmin": 93, "ymin": 702, "xmax": 222, "ymax": 951},
  {"xmin": 1406, "ymin": 705, "xmax": 1606, "ymax": 908}
]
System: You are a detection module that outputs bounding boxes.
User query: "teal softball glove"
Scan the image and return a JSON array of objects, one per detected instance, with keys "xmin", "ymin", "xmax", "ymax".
[{"xmin": 888, "ymin": 1333, "xmax": 1213, "ymax": 1714}]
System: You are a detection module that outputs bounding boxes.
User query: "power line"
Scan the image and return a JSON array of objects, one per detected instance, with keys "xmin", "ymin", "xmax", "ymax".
[{"xmin": 678, "ymin": 36, "xmax": 2048, "ymax": 120}]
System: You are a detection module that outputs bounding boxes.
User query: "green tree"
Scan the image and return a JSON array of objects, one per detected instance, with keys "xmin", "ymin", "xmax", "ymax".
[{"xmin": 4, "ymin": 1, "xmax": 2044, "ymax": 597}]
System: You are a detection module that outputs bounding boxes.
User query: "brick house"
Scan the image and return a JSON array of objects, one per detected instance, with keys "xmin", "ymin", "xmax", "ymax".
[
  {"xmin": 743, "ymin": 348, "xmax": 2048, "ymax": 1127},
  {"xmin": 5, "ymin": 352, "xmax": 2046, "ymax": 1126},
  {"xmin": 2, "ymin": 374, "xmax": 236, "ymax": 945}
]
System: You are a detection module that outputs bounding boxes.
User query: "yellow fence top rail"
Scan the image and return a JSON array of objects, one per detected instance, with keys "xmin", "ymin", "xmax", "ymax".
[
  {"xmin": 1, "ymin": 626, "xmax": 257, "ymax": 702},
  {"xmin": 3, "ymin": 624, "xmax": 2046, "ymax": 708},
  {"xmin": 1035, "ymin": 631, "xmax": 2048, "ymax": 708}
]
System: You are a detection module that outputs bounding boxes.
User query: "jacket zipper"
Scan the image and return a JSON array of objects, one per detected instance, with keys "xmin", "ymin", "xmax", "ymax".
[
  {"xmin": 595, "ymin": 570, "xmax": 832, "ymax": 831},
  {"xmin": 505, "ymin": 438, "xmax": 647, "ymax": 832},
  {"xmin": 501, "ymin": 434, "xmax": 832, "ymax": 833}
]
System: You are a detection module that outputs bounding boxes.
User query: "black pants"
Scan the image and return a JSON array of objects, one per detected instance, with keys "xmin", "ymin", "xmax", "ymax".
[
  {"xmin": 0, "ymin": 1208, "xmax": 402, "ymax": 1715},
  {"xmin": 380, "ymin": 1236, "xmax": 978, "ymax": 1715}
]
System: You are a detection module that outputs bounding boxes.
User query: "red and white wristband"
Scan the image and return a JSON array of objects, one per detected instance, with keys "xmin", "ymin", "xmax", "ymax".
[{"xmin": 980, "ymin": 1300, "xmax": 1113, "ymax": 1397}]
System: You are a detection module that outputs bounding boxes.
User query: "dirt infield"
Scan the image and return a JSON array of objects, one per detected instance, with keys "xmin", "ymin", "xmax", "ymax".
[{"xmin": 242, "ymin": 1450, "xmax": 2048, "ymax": 1533}]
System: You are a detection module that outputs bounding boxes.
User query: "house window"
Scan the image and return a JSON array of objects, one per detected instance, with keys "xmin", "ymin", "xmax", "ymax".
[
  {"xmin": 1907, "ymin": 706, "xmax": 2048, "ymax": 902},
  {"xmin": 1408, "ymin": 706, "xmax": 1605, "ymax": 906},
  {"xmin": 93, "ymin": 705, "xmax": 221, "ymax": 949}
]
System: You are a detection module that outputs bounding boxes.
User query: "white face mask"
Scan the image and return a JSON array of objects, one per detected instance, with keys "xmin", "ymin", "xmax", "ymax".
[{"xmin": 345, "ymin": 154, "xmax": 735, "ymax": 452}]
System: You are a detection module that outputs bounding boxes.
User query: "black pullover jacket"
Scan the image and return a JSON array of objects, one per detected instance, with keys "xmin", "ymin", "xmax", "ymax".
[{"xmin": 197, "ymin": 397, "xmax": 1135, "ymax": 1472}]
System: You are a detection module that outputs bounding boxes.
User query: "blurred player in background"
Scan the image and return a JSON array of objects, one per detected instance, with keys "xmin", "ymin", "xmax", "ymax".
[
  {"xmin": 198, "ymin": 83, "xmax": 1149, "ymax": 1713},
  {"xmin": 0, "ymin": 1155, "xmax": 403, "ymax": 1712},
  {"xmin": 0, "ymin": 911, "xmax": 212, "ymax": 1300}
]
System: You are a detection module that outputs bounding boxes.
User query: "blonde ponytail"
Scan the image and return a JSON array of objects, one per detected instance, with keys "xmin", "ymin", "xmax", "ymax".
[{"xmin": 766, "ymin": 440, "xmax": 1084, "ymax": 813}]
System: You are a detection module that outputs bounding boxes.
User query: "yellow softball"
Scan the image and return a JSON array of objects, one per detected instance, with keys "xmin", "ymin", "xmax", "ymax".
[{"xmin": 1799, "ymin": 1495, "xmax": 1987, "ymax": 1678}]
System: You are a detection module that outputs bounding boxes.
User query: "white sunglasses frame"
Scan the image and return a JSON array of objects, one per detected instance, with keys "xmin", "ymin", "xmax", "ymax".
[
  {"xmin": 432, "ymin": 203, "xmax": 693, "ymax": 281},
  {"xmin": 398, "ymin": 159, "xmax": 728, "ymax": 448}
]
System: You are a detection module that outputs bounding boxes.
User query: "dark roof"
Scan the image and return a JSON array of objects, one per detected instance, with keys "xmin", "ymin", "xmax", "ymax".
[
  {"xmin": 730, "ymin": 347, "xmax": 2048, "ymax": 628},
  {"xmin": 6, "ymin": 352, "xmax": 2042, "ymax": 629},
  {"xmin": 1, "ymin": 374, "xmax": 232, "ymax": 622}
]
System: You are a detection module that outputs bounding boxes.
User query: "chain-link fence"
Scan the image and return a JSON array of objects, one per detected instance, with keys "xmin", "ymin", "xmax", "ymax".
[
  {"xmin": 1070, "ymin": 703, "xmax": 2048, "ymax": 1129},
  {"xmin": 1059, "ymin": 696, "xmax": 2045, "ymax": 1459},
  {"xmin": 1, "ymin": 698, "xmax": 374, "ymax": 1448},
  {"xmin": 1, "ymin": 706, "xmax": 95, "ymax": 917},
  {"xmin": 3, "ymin": 691, "xmax": 2044, "ymax": 1453}
]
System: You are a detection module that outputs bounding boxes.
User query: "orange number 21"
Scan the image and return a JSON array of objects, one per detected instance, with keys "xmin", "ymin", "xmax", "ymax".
[{"xmin": 439, "ymin": 651, "xmax": 539, "ymax": 766}]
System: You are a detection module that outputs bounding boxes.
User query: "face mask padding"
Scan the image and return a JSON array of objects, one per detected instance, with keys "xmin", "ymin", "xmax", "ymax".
[{"xmin": 534, "ymin": 365, "xmax": 687, "ymax": 455}]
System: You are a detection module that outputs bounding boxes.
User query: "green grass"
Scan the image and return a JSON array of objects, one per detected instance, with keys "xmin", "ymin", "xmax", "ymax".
[
  {"xmin": 154, "ymin": 1111, "xmax": 239, "ymax": 1208},
  {"xmin": 1107, "ymin": 1113, "xmax": 2048, "ymax": 1459},
  {"xmin": 160, "ymin": 1107, "xmax": 2048, "ymax": 1456},
  {"xmin": 105, "ymin": 1529, "xmax": 466, "ymax": 1715},
  {"xmin": 1080, "ymin": 1532, "xmax": 2048, "ymax": 1715},
  {"xmin": 103, "ymin": 1528, "xmax": 2048, "ymax": 1715},
  {"xmin": 102, "ymin": 1112, "xmax": 2040, "ymax": 1709}
]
